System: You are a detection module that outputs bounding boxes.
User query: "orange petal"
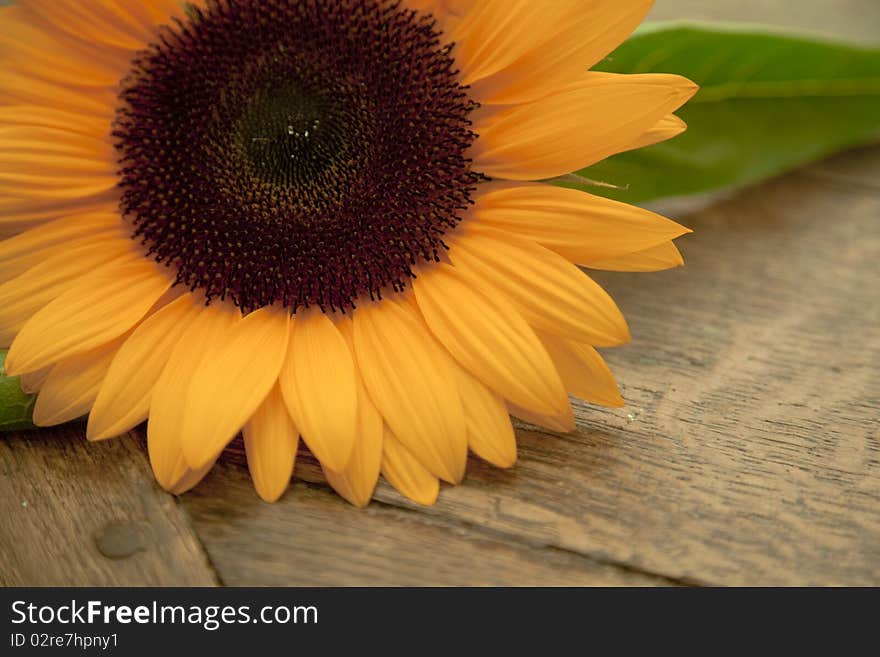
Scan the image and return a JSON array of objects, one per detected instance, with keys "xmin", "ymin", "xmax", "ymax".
[
  {"xmin": 148, "ymin": 303, "xmax": 240, "ymax": 492},
  {"xmin": 279, "ymin": 311, "xmax": 358, "ymax": 473},
  {"xmin": 413, "ymin": 263, "xmax": 568, "ymax": 417},
  {"xmin": 0, "ymin": 210, "xmax": 122, "ymax": 282},
  {"xmin": 167, "ymin": 458, "xmax": 219, "ymax": 496},
  {"xmin": 538, "ymin": 333, "xmax": 624, "ymax": 408},
  {"xmin": 324, "ymin": 319, "xmax": 385, "ymax": 507},
  {"xmin": 19, "ymin": 367, "xmax": 50, "ymax": 394},
  {"xmin": 21, "ymin": 0, "xmax": 161, "ymax": 52},
  {"xmin": 87, "ymin": 293, "xmax": 202, "ymax": 441},
  {"xmin": 32, "ymin": 337, "xmax": 125, "ymax": 427},
  {"xmin": 508, "ymin": 401, "xmax": 576, "ymax": 434},
  {"xmin": 0, "ymin": 238, "xmax": 134, "ymax": 346},
  {"xmin": 180, "ymin": 307, "xmax": 290, "ymax": 470},
  {"xmin": 0, "ymin": 8, "xmax": 123, "ymax": 87},
  {"xmin": 450, "ymin": 1, "xmax": 575, "ymax": 85},
  {"xmin": 585, "ymin": 240, "xmax": 686, "ymax": 272},
  {"xmin": 381, "ymin": 427, "xmax": 440, "ymax": 506},
  {"xmin": 471, "ymin": 73, "xmax": 698, "ymax": 179},
  {"xmin": 469, "ymin": 181, "xmax": 690, "ymax": 264},
  {"xmin": 5, "ymin": 257, "xmax": 172, "ymax": 375},
  {"xmin": 353, "ymin": 298, "xmax": 466, "ymax": 484},
  {"xmin": 448, "ymin": 227, "xmax": 630, "ymax": 346},
  {"xmin": 625, "ymin": 114, "xmax": 688, "ymax": 151},
  {"xmin": 469, "ymin": 0, "xmax": 654, "ymax": 105},
  {"xmin": 0, "ymin": 69, "xmax": 118, "ymax": 117},
  {"xmin": 0, "ymin": 196, "xmax": 116, "ymax": 236},
  {"xmin": 456, "ymin": 365, "xmax": 516, "ymax": 468},
  {"xmin": 322, "ymin": 390, "xmax": 383, "ymax": 507},
  {"xmin": 243, "ymin": 383, "xmax": 299, "ymax": 503},
  {"xmin": 0, "ymin": 105, "xmax": 113, "ymax": 141}
]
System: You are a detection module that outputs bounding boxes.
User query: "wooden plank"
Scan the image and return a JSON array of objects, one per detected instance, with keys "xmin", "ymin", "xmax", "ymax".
[
  {"xmin": 183, "ymin": 453, "xmax": 669, "ymax": 586},
  {"xmin": 0, "ymin": 427, "xmax": 218, "ymax": 586},
  {"xmin": 185, "ymin": 147, "xmax": 880, "ymax": 586}
]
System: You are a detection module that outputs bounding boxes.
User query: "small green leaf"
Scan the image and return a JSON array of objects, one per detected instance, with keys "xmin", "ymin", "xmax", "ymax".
[
  {"xmin": 564, "ymin": 22, "xmax": 880, "ymax": 203},
  {"xmin": 0, "ymin": 350, "xmax": 37, "ymax": 432}
]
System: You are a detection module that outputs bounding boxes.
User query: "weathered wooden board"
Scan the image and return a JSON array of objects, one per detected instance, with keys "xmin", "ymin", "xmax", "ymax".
[
  {"xmin": 186, "ymin": 454, "xmax": 668, "ymax": 586},
  {"xmin": 0, "ymin": 428, "xmax": 217, "ymax": 586}
]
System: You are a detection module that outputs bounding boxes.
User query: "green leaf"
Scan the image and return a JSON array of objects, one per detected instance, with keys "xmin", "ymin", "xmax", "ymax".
[
  {"xmin": 562, "ymin": 22, "xmax": 880, "ymax": 204},
  {"xmin": 0, "ymin": 350, "xmax": 37, "ymax": 431}
]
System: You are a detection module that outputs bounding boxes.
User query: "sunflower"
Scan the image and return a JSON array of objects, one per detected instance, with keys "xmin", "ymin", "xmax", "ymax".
[{"xmin": 0, "ymin": 0, "xmax": 696, "ymax": 505}]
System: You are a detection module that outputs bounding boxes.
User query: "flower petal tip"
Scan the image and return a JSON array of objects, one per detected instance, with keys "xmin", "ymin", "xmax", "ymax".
[
  {"xmin": 407, "ymin": 487, "xmax": 440, "ymax": 507},
  {"xmin": 254, "ymin": 487, "xmax": 286, "ymax": 504}
]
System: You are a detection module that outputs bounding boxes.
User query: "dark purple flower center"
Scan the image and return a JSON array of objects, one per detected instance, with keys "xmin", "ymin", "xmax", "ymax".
[{"xmin": 114, "ymin": 0, "xmax": 479, "ymax": 313}]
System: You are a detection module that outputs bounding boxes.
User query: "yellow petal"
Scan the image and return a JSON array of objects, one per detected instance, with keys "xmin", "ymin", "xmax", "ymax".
[
  {"xmin": 0, "ymin": 238, "xmax": 134, "ymax": 346},
  {"xmin": 5, "ymin": 258, "xmax": 172, "ymax": 375},
  {"xmin": 0, "ymin": 10, "xmax": 122, "ymax": 87},
  {"xmin": 181, "ymin": 307, "xmax": 290, "ymax": 470},
  {"xmin": 19, "ymin": 367, "xmax": 50, "ymax": 394},
  {"xmin": 148, "ymin": 303, "xmax": 239, "ymax": 491},
  {"xmin": 450, "ymin": 1, "xmax": 575, "ymax": 85},
  {"xmin": 353, "ymin": 298, "xmax": 466, "ymax": 483},
  {"xmin": 449, "ymin": 227, "xmax": 630, "ymax": 346},
  {"xmin": 87, "ymin": 293, "xmax": 202, "ymax": 441},
  {"xmin": 538, "ymin": 332, "xmax": 624, "ymax": 408},
  {"xmin": 625, "ymin": 114, "xmax": 688, "ymax": 151},
  {"xmin": 243, "ymin": 383, "xmax": 299, "ymax": 503},
  {"xmin": 21, "ymin": 0, "xmax": 160, "ymax": 51},
  {"xmin": 585, "ymin": 240, "xmax": 685, "ymax": 272},
  {"xmin": 324, "ymin": 319, "xmax": 384, "ymax": 507},
  {"xmin": 470, "ymin": 182, "xmax": 690, "ymax": 264},
  {"xmin": 0, "ymin": 105, "xmax": 113, "ymax": 141},
  {"xmin": 0, "ymin": 126, "xmax": 115, "ymax": 173},
  {"xmin": 0, "ymin": 209, "xmax": 120, "ymax": 281},
  {"xmin": 0, "ymin": 196, "xmax": 115, "ymax": 237},
  {"xmin": 0, "ymin": 69, "xmax": 118, "ymax": 116},
  {"xmin": 167, "ymin": 459, "xmax": 218, "ymax": 496},
  {"xmin": 0, "ymin": 128, "xmax": 118, "ymax": 196},
  {"xmin": 508, "ymin": 401, "xmax": 576, "ymax": 434},
  {"xmin": 456, "ymin": 365, "xmax": 516, "ymax": 468},
  {"xmin": 413, "ymin": 263, "xmax": 568, "ymax": 417},
  {"xmin": 278, "ymin": 311, "xmax": 357, "ymax": 473},
  {"xmin": 322, "ymin": 395, "xmax": 383, "ymax": 507},
  {"xmin": 33, "ymin": 336, "xmax": 125, "ymax": 427},
  {"xmin": 469, "ymin": 0, "xmax": 653, "ymax": 105},
  {"xmin": 471, "ymin": 73, "xmax": 698, "ymax": 180},
  {"xmin": 381, "ymin": 427, "xmax": 440, "ymax": 506}
]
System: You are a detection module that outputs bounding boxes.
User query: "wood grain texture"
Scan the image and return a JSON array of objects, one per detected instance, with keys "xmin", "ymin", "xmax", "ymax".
[
  {"xmin": 0, "ymin": 428, "xmax": 218, "ymax": 586},
  {"xmin": 180, "ymin": 146, "xmax": 880, "ymax": 587},
  {"xmin": 186, "ymin": 455, "xmax": 667, "ymax": 586}
]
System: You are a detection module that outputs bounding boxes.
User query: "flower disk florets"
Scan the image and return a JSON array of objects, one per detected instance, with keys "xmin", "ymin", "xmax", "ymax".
[{"xmin": 115, "ymin": 0, "xmax": 479, "ymax": 312}]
